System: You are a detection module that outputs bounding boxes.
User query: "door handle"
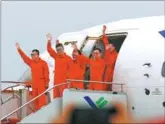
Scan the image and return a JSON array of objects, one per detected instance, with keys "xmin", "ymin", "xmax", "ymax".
[{"xmin": 143, "ymin": 63, "xmax": 151, "ymax": 67}]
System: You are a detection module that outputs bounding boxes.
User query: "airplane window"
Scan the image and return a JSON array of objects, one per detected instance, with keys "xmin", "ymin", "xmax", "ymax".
[{"xmin": 161, "ymin": 62, "xmax": 165, "ymax": 77}]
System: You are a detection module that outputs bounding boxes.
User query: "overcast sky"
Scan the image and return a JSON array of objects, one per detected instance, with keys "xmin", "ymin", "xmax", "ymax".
[{"xmin": 1, "ymin": 1, "xmax": 164, "ymax": 81}]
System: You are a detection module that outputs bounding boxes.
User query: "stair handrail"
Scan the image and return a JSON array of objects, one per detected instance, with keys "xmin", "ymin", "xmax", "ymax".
[
  {"xmin": 1, "ymin": 81, "xmax": 25, "ymax": 84},
  {"xmin": 1, "ymin": 82, "xmax": 26, "ymax": 106},
  {"xmin": 0, "ymin": 82, "xmax": 67, "ymax": 121},
  {"xmin": 67, "ymin": 79, "xmax": 124, "ymax": 85},
  {"xmin": 2, "ymin": 84, "xmax": 25, "ymax": 92},
  {"xmin": 66, "ymin": 79, "xmax": 125, "ymax": 92}
]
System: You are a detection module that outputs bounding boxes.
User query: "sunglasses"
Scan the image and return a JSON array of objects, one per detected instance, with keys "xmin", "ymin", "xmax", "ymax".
[
  {"xmin": 31, "ymin": 53, "xmax": 37, "ymax": 57},
  {"xmin": 93, "ymin": 52, "xmax": 100, "ymax": 55},
  {"xmin": 56, "ymin": 47, "xmax": 64, "ymax": 52},
  {"xmin": 73, "ymin": 49, "xmax": 78, "ymax": 52}
]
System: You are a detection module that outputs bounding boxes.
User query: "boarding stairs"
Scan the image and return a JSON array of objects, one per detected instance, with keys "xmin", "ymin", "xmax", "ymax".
[{"xmin": 1, "ymin": 79, "xmax": 127, "ymax": 124}]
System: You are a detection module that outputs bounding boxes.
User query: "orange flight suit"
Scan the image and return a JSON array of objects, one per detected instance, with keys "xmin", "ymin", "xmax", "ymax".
[
  {"xmin": 76, "ymin": 55, "xmax": 107, "ymax": 91},
  {"xmin": 68, "ymin": 59, "xmax": 85, "ymax": 89},
  {"xmin": 103, "ymin": 34, "xmax": 118, "ymax": 90},
  {"xmin": 104, "ymin": 50, "xmax": 118, "ymax": 81},
  {"xmin": 17, "ymin": 49, "xmax": 49, "ymax": 111},
  {"xmin": 47, "ymin": 41, "xmax": 72, "ymax": 98}
]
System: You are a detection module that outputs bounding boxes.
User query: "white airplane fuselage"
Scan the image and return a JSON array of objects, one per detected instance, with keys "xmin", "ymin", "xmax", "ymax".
[{"xmin": 20, "ymin": 16, "xmax": 165, "ymax": 120}]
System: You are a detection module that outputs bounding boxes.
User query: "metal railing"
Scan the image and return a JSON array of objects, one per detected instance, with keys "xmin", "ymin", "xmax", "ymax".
[
  {"xmin": 1, "ymin": 79, "xmax": 125, "ymax": 121},
  {"xmin": 1, "ymin": 82, "xmax": 27, "ymax": 119},
  {"xmin": 0, "ymin": 82, "xmax": 67, "ymax": 121},
  {"xmin": 66, "ymin": 79, "xmax": 125, "ymax": 92},
  {"xmin": 1, "ymin": 82, "xmax": 26, "ymax": 105},
  {"xmin": 2, "ymin": 82, "xmax": 25, "ymax": 92}
]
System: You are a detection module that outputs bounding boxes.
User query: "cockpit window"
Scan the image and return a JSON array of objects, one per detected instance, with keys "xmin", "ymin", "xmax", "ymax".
[{"xmin": 162, "ymin": 62, "xmax": 165, "ymax": 77}]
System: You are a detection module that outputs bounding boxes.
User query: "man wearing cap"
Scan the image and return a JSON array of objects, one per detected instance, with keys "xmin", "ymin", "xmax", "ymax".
[
  {"xmin": 46, "ymin": 33, "xmax": 72, "ymax": 98},
  {"xmin": 16, "ymin": 43, "xmax": 49, "ymax": 111}
]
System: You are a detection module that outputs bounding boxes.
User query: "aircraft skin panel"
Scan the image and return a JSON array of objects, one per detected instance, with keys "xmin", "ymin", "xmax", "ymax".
[
  {"xmin": 113, "ymin": 29, "xmax": 165, "ymax": 120},
  {"xmin": 82, "ymin": 16, "xmax": 164, "ymax": 36},
  {"xmin": 123, "ymin": 87, "xmax": 165, "ymax": 120},
  {"xmin": 113, "ymin": 29, "xmax": 164, "ymax": 87}
]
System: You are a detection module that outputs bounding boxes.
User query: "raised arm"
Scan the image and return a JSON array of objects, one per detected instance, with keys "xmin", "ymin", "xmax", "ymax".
[
  {"xmin": 16, "ymin": 42, "xmax": 32, "ymax": 66},
  {"xmin": 102, "ymin": 25, "xmax": 109, "ymax": 46},
  {"xmin": 78, "ymin": 54, "xmax": 90, "ymax": 65},
  {"xmin": 46, "ymin": 33, "xmax": 57, "ymax": 58},
  {"xmin": 102, "ymin": 25, "xmax": 112, "ymax": 61},
  {"xmin": 73, "ymin": 43, "xmax": 90, "ymax": 65},
  {"xmin": 43, "ymin": 61, "xmax": 50, "ymax": 88}
]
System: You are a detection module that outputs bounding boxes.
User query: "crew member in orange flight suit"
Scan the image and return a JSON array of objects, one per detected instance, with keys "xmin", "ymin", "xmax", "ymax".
[
  {"xmin": 46, "ymin": 33, "xmax": 72, "ymax": 98},
  {"xmin": 74, "ymin": 44, "xmax": 107, "ymax": 91},
  {"xmin": 68, "ymin": 48, "xmax": 85, "ymax": 89},
  {"xmin": 16, "ymin": 42, "xmax": 49, "ymax": 111},
  {"xmin": 102, "ymin": 25, "xmax": 118, "ymax": 90}
]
